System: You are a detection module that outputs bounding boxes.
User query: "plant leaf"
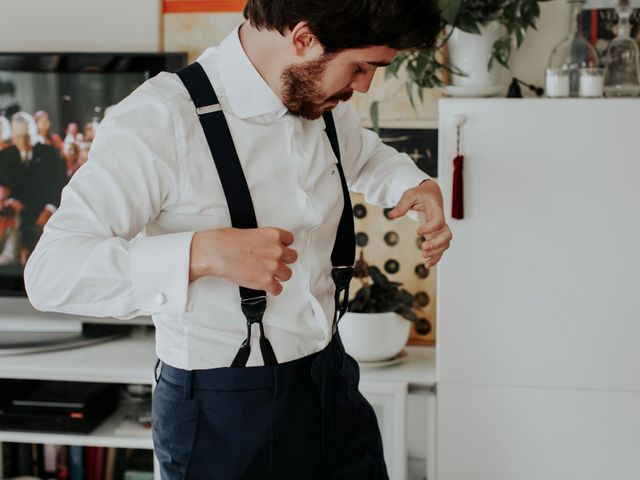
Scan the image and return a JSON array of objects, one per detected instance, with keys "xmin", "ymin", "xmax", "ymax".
[
  {"xmin": 438, "ymin": 0, "xmax": 462, "ymax": 25},
  {"xmin": 369, "ymin": 101, "xmax": 380, "ymax": 132}
]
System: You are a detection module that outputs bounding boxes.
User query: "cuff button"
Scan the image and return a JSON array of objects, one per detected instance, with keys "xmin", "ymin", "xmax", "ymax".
[{"xmin": 155, "ymin": 292, "xmax": 167, "ymax": 305}]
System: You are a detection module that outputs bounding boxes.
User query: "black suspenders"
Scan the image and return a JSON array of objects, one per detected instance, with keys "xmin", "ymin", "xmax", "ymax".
[{"xmin": 177, "ymin": 62, "xmax": 354, "ymax": 368}]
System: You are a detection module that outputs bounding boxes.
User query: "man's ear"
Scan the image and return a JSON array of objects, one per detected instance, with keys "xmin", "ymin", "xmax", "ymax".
[{"xmin": 289, "ymin": 21, "xmax": 323, "ymax": 58}]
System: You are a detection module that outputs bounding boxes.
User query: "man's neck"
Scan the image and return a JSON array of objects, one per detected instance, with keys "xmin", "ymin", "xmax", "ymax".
[{"xmin": 238, "ymin": 22, "xmax": 286, "ymax": 102}]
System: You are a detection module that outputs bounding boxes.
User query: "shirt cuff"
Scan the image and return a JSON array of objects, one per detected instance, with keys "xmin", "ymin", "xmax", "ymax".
[{"xmin": 131, "ymin": 231, "xmax": 195, "ymax": 314}]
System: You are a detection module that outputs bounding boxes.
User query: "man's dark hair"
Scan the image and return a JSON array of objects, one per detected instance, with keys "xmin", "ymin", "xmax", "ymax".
[{"xmin": 243, "ymin": 0, "xmax": 441, "ymax": 53}]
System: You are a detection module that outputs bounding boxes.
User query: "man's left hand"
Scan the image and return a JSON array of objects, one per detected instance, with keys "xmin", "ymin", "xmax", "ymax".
[{"xmin": 387, "ymin": 180, "xmax": 452, "ymax": 268}]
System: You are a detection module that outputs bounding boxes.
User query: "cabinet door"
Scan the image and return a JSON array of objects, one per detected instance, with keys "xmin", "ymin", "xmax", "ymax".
[
  {"xmin": 359, "ymin": 381, "xmax": 408, "ymax": 480},
  {"xmin": 437, "ymin": 383, "xmax": 640, "ymax": 480}
]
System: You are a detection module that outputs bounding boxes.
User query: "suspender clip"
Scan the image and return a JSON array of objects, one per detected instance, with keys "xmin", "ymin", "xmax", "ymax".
[
  {"xmin": 196, "ymin": 104, "xmax": 222, "ymax": 116},
  {"xmin": 241, "ymin": 296, "xmax": 267, "ymax": 324},
  {"xmin": 332, "ymin": 266, "xmax": 354, "ymax": 321}
]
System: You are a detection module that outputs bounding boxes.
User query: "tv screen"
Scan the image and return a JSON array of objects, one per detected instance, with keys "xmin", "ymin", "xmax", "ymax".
[{"xmin": 0, "ymin": 53, "xmax": 187, "ymax": 296}]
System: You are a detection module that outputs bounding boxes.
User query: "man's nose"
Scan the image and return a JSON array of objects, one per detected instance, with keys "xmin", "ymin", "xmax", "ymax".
[{"xmin": 350, "ymin": 69, "xmax": 376, "ymax": 94}]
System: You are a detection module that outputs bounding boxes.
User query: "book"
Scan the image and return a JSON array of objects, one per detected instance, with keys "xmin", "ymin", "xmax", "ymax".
[
  {"xmin": 104, "ymin": 447, "xmax": 117, "ymax": 480},
  {"xmin": 68, "ymin": 445, "xmax": 84, "ymax": 480},
  {"xmin": 85, "ymin": 446, "xmax": 106, "ymax": 480}
]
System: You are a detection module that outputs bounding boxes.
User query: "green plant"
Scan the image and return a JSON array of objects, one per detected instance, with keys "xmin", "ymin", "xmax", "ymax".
[
  {"xmin": 349, "ymin": 254, "xmax": 432, "ymax": 335},
  {"xmin": 370, "ymin": 0, "xmax": 550, "ymax": 127}
]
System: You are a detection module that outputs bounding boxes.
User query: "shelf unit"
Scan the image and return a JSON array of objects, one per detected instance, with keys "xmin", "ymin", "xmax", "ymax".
[{"xmin": 0, "ymin": 327, "xmax": 436, "ymax": 479}]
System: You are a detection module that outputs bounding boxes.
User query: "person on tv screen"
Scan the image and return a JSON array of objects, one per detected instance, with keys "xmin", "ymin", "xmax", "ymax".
[
  {"xmin": 0, "ymin": 115, "xmax": 11, "ymax": 150},
  {"xmin": 0, "ymin": 112, "xmax": 66, "ymax": 259},
  {"xmin": 24, "ymin": 1, "xmax": 451, "ymax": 478},
  {"xmin": 62, "ymin": 141, "xmax": 80, "ymax": 178},
  {"xmin": 34, "ymin": 110, "xmax": 64, "ymax": 154},
  {"xmin": 0, "ymin": 173, "xmax": 22, "ymax": 266}
]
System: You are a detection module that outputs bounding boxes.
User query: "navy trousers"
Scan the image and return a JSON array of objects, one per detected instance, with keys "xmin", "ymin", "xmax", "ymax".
[{"xmin": 152, "ymin": 334, "xmax": 389, "ymax": 480}]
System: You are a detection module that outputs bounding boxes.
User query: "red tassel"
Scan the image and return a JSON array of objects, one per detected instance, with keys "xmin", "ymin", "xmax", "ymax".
[{"xmin": 452, "ymin": 154, "xmax": 464, "ymax": 219}]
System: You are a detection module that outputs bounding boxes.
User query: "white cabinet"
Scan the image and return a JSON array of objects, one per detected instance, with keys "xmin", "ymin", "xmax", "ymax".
[
  {"xmin": 359, "ymin": 348, "xmax": 436, "ymax": 480},
  {"xmin": 0, "ymin": 328, "xmax": 156, "ymax": 476},
  {"xmin": 437, "ymin": 98, "xmax": 640, "ymax": 480}
]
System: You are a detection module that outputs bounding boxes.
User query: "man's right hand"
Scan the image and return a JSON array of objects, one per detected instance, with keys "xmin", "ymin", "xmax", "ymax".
[{"xmin": 189, "ymin": 227, "xmax": 298, "ymax": 296}]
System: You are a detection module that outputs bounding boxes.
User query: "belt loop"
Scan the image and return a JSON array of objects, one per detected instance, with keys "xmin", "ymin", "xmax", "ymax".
[
  {"xmin": 184, "ymin": 371, "xmax": 194, "ymax": 400},
  {"xmin": 154, "ymin": 358, "xmax": 162, "ymax": 383}
]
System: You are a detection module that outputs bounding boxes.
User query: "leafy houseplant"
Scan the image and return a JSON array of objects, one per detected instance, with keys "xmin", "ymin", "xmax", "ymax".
[
  {"xmin": 339, "ymin": 255, "xmax": 431, "ymax": 362},
  {"xmin": 370, "ymin": 0, "xmax": 550, "ymax": 126},
  {"xmin": 348, "ymin": 256, "xmax": 431, "ymax": 336}
]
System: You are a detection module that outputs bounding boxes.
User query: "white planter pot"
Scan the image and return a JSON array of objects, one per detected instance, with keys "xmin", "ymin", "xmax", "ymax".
[
  {"xmin": 448, "ymin": 22, "xmax": 510, "ymax": 87},
  {"xmin": 338, "ymin": 312, "xmax": 411, "ymax": 362}
]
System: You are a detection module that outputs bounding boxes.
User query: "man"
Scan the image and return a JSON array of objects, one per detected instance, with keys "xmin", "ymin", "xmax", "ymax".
[
  {"xmin": 25, "ymin": 0, "xmax": 451, "ymax": 478},
  {"xmin": 0, "ymin": 112, "xmax": 66, "ymax": 259},
  {"xmin": 34, "ymin": 110, "xmax": 64, "ymax": 154}
]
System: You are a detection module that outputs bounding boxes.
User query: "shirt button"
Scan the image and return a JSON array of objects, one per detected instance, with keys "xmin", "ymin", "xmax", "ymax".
[{"xmin": 155, "ymin": 293, "xmax": 167, "ymax": 305}]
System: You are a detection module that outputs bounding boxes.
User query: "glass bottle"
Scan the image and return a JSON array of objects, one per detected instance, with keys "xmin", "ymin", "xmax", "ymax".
[
  {"xmin": 604, "ymin": 0, "xmax": 640, "ymax": 97},
  {"xmin": 548, "ymin": 0, "xmax": 601, "ymax": 97}
]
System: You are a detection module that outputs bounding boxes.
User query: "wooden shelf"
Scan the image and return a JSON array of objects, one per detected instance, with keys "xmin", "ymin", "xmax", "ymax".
[
  {"xmin": 0, "ymin": 327, "xmax": 156, "ymax": 385},
  {"xmin": 0, "ymin": 402, "xmax": 152, "ymax": 449}
]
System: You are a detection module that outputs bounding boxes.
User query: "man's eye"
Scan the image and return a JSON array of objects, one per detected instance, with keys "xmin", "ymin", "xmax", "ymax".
[{"xmin": 354, "ymin": 65, "xmax": 367, "ymax": 75}]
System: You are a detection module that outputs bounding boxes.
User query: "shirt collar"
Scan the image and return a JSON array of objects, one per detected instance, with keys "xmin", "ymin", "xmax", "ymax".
[{"xmin": 214, "ymin": 25, "xmax": 287, "ymax": 120}]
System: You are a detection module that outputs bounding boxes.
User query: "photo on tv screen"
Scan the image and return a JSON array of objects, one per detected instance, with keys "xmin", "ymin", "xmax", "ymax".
[{"xmin": 0, "ymin": 53, "xmax": 186, "ymax": 295}]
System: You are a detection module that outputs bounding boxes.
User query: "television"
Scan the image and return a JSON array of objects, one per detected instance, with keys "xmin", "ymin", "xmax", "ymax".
[{"xmin": 0, "ymin": 52, "xmax": 187, "ymax": 334}]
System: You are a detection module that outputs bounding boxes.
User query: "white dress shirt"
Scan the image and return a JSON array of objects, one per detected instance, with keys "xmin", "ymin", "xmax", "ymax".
[{"xmin": 24, "ymin": 26, "xmax": 429, "ymax": 369}]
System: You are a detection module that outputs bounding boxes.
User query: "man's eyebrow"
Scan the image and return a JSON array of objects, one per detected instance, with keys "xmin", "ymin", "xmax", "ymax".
[{"xmin": 366, "ymin": 61, "xmax": 392, "ymax": 67}]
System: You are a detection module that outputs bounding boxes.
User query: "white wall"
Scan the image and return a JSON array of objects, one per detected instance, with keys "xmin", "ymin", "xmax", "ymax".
[
  {"xmin": 511, "ymin": 0, "xmax": 570, "ymax": 91},
  {"xmin": 0, "ymin": 0, "xmax": 161, "ymax": 52}
]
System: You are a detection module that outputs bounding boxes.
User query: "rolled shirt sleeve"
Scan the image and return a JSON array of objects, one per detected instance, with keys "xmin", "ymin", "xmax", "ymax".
[
  {"xmin": 25, "ymin": 86, "xmax": 194, "ymax": 319},
  {"xmin": 333, "ymin": 103, "xmax": 431, "ymax": 212}
]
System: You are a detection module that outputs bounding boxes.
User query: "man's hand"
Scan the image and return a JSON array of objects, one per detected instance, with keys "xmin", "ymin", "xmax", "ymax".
[
  {"xmin": 387, "ymin": 180, "xmax": 452, "ymax": 268},
  {"xmin": 35, "ymin": 208, "xmax": 54, "ymax": 228},
  {"xmin": 189, "ymin": 227, "xmax": 298, "ymax": 296}
]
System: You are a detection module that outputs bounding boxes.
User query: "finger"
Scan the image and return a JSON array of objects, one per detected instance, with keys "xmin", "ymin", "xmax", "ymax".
[
  {"xmin": 274, "ymin": 264, "xmax": 293, "ymax": 282},
  {"xmin": 266, "ymin": 277, "xmax": 283, "ymax": 296},
  {"xmin": 278, "ymin": 229, "xmax": 295, "ymax": 246},
  {"xmin": 386, "ymin": 191, "xmax": 416, "ymax": 219},
  {"xmin": 281, "ymin": 247, "xmax": 298, "ymax": 264},
  {"xmin": 422, "ymin": 245, "xmax": 447, "ymax": 259},
  {"xmin": 424, "ymin": 253, "xmax": 443, "ymax": 268},
  {"xmin": 421, "ymin": 230, "xmax": 452, "ymax": 253},
  {"xmin": 417, "ymin": 216, "xmax": 447, "ymax": 237}
]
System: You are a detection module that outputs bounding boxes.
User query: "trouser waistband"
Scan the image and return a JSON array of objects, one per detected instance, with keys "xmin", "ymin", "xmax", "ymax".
[{"xmin": 156, "ymin": 334, "xmax": 345, "ymax": 396}]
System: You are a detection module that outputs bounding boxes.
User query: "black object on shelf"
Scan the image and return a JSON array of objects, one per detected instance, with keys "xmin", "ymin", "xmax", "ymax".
[
  {"xmin": 507, "ymin": 77, "xmax": 545, "ymax": 98},
  {"xmin": 0, "ymin": 379, "xmax": 119, "ymax": 434}
]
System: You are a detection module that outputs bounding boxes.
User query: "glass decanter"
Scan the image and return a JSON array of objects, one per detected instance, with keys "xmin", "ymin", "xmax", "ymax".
[
  {"xmin": 604, "ymin": 0, "xmax": 640, "ymax": 97},
  {"xmin": 548, "ymin": 0, "xmax": 601, "ymax": 97}
]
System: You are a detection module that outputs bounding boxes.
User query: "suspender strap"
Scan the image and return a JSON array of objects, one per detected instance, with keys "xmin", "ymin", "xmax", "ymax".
[
  {"xmin": 177, "ymin": 62, "xmax": 356, "ymax": 367},
  {"xmin": 322, "ymin": 112, "xmax": 355, "ymax": 329},
  {"xmin": 177, "ymin": 63, "xmax": 277, "ymax": 367}
]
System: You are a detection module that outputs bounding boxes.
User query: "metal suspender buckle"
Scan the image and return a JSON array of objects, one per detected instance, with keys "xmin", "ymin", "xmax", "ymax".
[
  {"xmin": 195, "ymin": 104, "xmax": 222, "ymax": 116},
  {"xmin": 331, "ymin": 266, "xmax": 354, "ymax": 320},
  {"xmin": 240, "ymin": 296, "xmax": 268, "ymax": 324}
]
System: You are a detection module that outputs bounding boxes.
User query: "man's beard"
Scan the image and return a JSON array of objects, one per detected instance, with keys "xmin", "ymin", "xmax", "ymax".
[{"xmin": 281, "ymin": 55, "xmax": 353, "ymax": 120}]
